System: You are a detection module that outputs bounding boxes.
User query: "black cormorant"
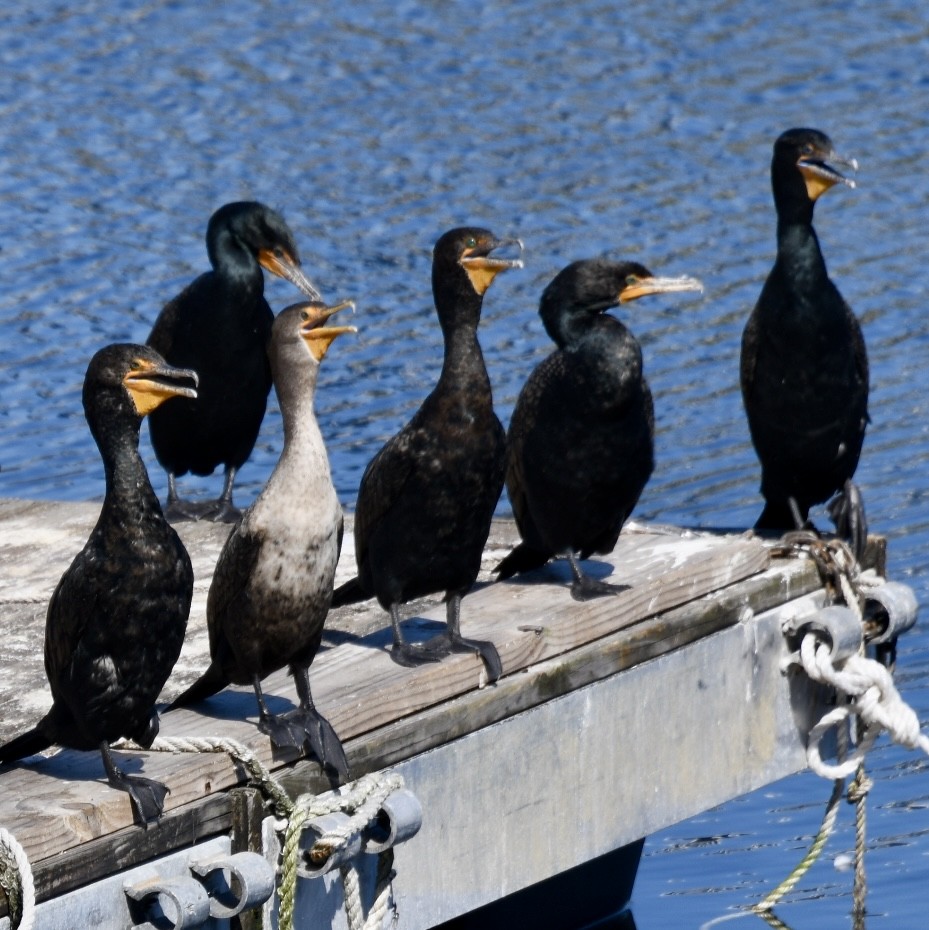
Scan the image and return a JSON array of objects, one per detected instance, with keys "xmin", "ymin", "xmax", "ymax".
[
  {"xmin": 495, "ymin": 259, "xmax": 702, "ymax": 600},
  {"xmin": 171, "ymin": 301, "xmax": 355, "ymax": 778},
  {"xmin": 740, "ymin": 128, "xmax": 868, "ymax": 554},
  {"xmin": 0, "ymin": 345, "xmax": 198, "ymax": 825},
  {"xmin": 147, "ymin": 201, "xmax": 321, "ymax": 523},
  {"xmin": 331, "ymin": 227, "xmax": 521, "ymax": 679}
]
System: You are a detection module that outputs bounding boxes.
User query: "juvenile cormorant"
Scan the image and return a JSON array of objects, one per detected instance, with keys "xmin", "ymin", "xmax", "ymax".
[
  {"xmin": 0, "ymin": 345, "xmax": 198, "ymax": 825},
  {"xmin": 740, "ymin": 128, "xmax": 868, "ymax": 554},
  {"xmin": 171, "ymin": 301, "xmax": 355, "ymax": 778},
  {"xmin": 331, "ymin": 228, "xmax": 522, "ymax": 679},
  {"xmin": 495, "ymin": 259, "xmax": 703, "ymax": 600},
  {"xmin": 147, "ymin": 201, "xmax": 321, "ymax": 523}
]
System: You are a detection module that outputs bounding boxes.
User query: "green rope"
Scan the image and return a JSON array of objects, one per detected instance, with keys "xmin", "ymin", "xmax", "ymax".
[{"xmin": 752, "ymin": 774, "xmax": 845, "ymax": 914}]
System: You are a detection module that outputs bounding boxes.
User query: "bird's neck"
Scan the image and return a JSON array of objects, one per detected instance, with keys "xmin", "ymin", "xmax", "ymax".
[
  {"xmin": 100, "ymin": 435, "xmax": 163, "ymax": 524},
  {"xmin": 775, "ymin": 219, "xmax": 829, "ymax": 293},
  {"xmin": 438, "ymin": 321, "xmax": 491, "ymax": 395},
  {"xmin": 261, "ymin": 369, "xmax": 335, "ymax": 510}
]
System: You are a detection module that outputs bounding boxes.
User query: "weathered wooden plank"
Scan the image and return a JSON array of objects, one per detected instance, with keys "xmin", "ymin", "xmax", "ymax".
[{"xmin": 0, "ymin": 515, "xmax": 769, "ymax": 868}]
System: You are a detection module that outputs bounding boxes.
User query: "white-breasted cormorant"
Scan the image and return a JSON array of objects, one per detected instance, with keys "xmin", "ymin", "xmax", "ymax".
[
  {"xmin": 170, "ymin": 301, "xmax": 355, "ymax": 778},
  {"xmin": 147, "ymin": 201, "xmax": 321, "ymax": 523},
  {"xmin": 741, "ymin": 128, "xmax": 869, "ymax": 555},
  {"xmin": 331, "ymin": 228, "xmax": 522, "ymax": 679},
  {"xmin": 495, "ymin": 258, "xmax": 702, "ymax": 599},
  {"xmin": 0, "ymin": 345, "xmax": 198, "ymax": 825}
]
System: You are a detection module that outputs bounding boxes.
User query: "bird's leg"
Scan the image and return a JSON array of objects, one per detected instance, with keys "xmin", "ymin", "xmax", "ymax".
[
  {"xmin": 565, "ymin": 552, "xmax": 628, "ymax": 602},
  {"xmin": 99, "ymin": 742, "xmax": 168, "ymax": 827},
  {"xmin": 163, "ymin": 472, "xmax": 204, "ymax": 523},
  {"xmin": 253, "ymin": 675, "xmax": 304, "ymax": 752},
  {"xmin": 828, "ymin": 480, "xmax": 868, "ymax": 562},
  {"xmin": 203, "ymin": 466, "xmax": 242, "ymax": 524},
  {"xmin": 417, "ymin": 593, "xmax": 503, "ymax": 683},
  {"xmin": 388, "ymin": 603, "xmax": 442, "ymax": 668},
  {"xmin": 788, "ymin": 497, "xmax": 808, "ymax": 532},
  {"xmin": 289, "ymin": 665, "xmax": 350, "ymax": 779}
]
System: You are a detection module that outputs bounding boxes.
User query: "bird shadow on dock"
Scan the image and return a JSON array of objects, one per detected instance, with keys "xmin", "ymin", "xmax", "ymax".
[
  {"xmin": 493, "ymin": 557, "xmax": 621, "ymax": 588},
  {"xmin": 160, "ymin": 689, "xmax": 294, "ymax": 726}
]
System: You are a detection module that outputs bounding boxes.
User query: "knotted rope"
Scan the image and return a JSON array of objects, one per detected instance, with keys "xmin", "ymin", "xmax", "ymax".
[
  {"xmin": 0, "ymin": 827, "xmax": 35, "ymax": 930},
  {"xmin": 756, "ymin": 531, "xmax": 926, "ymax": 920},
  {"xmin": 136, "ymin": 734, "xmax": 402, "ymax": 930}
]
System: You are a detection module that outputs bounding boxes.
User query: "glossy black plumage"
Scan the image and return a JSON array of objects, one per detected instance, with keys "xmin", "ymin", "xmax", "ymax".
[
  {"xmin": 741, "ymin": 128, "xmax": 869, "ymax": 552},
  {"xmin": 171, "ymin": 301, "xmax": 355, "ymax": 778},
  {"xmin": 0, "ymin": 344, "xmax": 198, "ymax": 824},
  {"xmin": 147, "ymin": 201, "xmax": 321, "ymax": 523},
  {"xmin": 496, "ymin": 259, "xmax": 702, "ymax": 599},
  {"xmin": 331, "ymin": 227, "xmax": 521, "ymax": 678}
]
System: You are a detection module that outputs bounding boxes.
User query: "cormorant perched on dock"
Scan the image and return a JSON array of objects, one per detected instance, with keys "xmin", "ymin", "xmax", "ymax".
[
  {"xmin": 741, "ymin": 128, "xmax": 868, "ymax": 555},
  {"xmin": 495, "ymin": 259, "xmax": 703, "ymax": 599},
  {"xmin": 0, "ymin": 345, "xmax": 198, "ymax": 825},
  {"xmin": 147, "ymin": 201, "xmax": 322, "ymax": 524},
  {"xmin": 171, "ymin": 301, "xmax": 355, "ymax": 778},
  {"xmin": 331, "ymin": 228, "xmax": 522, "ymax": 679}
]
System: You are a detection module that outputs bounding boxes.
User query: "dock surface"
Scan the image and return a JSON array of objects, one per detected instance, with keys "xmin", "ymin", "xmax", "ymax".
[{"xmin": 0, "ymin": 497, "xmax": 848, "ymax": 927}]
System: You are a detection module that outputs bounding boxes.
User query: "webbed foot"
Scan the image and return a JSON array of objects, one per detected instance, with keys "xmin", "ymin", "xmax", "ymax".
[
  {"xmin": 258, "ymin": 710, "xmax": 306, "ymax": 752},
  {"xmin": 570, "ymin": 575, "xmax": 628, "ymax": 602},
  {"xmin": 199, "ymin": 498, "xmax": 242, "ymax": 524},
  {"xmin": 565, "ymin": 552, "xmax": 628, "ymax": 602},
  {"xmin": 164, "ymin": 498, "xmax": 213, "ymax": 523},
  {"xmin": 418, "ymin": 631, "xmax": 503, "ymax": 683},
  {"xmin": 389, "ymin": 641, "xmax": 443, "ymax": 669},
  {"xmin": 287, "ymin": 707, "xmax": 350, "ymax": 780},
  {"xmin": 100, "ymin": 744, "xmax": 168, "ymax": 826}
]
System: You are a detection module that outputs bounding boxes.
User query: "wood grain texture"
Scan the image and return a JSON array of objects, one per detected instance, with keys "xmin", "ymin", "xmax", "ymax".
[{"xmin": 12, "ymin": 498, "xmax": 888, "ymax": 918}]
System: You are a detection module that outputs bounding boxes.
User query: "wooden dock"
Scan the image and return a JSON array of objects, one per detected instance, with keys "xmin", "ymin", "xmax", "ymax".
[{"xmin": 0, "ymin": 497, "xmax": 898, "ymax": 929}]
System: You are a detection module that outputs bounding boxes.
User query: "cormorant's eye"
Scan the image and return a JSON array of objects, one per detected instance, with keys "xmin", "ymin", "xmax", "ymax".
[
  {"xmin": 625, "ymin": 275, "xmax": 639, "ymax": 287},
  {"xmin": 466, "ymin": 237, "xmax": 477, "ymax": 249},
  {"xmin": 802, "ymin": 143, "xmax": 814, "ymax": 156},
  {"xmin": 274, "ymin": 246, "xmax": 285, "ymax": 258}
]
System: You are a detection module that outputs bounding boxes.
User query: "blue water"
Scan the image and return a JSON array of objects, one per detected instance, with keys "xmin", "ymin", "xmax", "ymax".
[{"xmin": 2, "ymin": 1, "xmax": 929, "ymax": 926}]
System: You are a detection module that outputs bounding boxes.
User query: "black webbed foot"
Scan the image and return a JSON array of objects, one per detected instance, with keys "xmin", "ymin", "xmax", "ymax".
[
  {"xmin": 200, "ymin": 498, "xmax": 242, "ymax": 524},
  {"xmin": 565, "ymin": 552, "xmax": 628, "ymax": 602},
  {"xmin": 828, "ymin": 480, "xmax": 868, "ymax": 562},
  {"xmin": 389, "ymin": 641, "xmax": 443, "ymax": 669},
  {"xmin": 100, "ymin": 744, "xmax": 168, "ymax": 826},
  {"xmin": 258, "ymin": 709, "xmax": 306, "ymax": 752},
  {"xmin": 287, "ymin": 707, "xmax": 350, "ymax": 780},
  {"xmin": 418, "ymin": 631, "xmax": 503, "ymax": 683},
  {"xmin": 570, "ymin": 575, "xmax": 628, "ymax": 602},
  {"xmin": 164, "ymin": 498, "xmax": 213, "ymax": 523}
]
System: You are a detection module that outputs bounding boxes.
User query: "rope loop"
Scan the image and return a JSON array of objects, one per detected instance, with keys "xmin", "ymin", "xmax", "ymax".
[{"xmin": 0, "ymin": 827, "xmax": 35, "ymax": 930}]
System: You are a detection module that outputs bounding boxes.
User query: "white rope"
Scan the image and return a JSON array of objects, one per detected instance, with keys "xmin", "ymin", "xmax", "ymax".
[
  {"xmin": 801, "ymin": 634, "xmax": 929, "ymax": 779},
  {"xmin": 0, "ymin": 827, "xmax": 35, "ymax": 930}
]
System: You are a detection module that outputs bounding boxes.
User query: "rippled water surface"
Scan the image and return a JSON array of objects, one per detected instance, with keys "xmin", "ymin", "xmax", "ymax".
[{"xmin": 3, "ymin": 1, "xmax": 929, "ymax": 926}]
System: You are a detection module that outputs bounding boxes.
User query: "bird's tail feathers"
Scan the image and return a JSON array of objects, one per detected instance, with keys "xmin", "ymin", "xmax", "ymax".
[
  {"xmin": 169, "ymin": 663, "xmax": 228, "ymax": 709},
  {"xmin": 0, "ymin": 725, "xmax": 52, "ymax": 764},
  {"xmin": 494, "ymin": 543, "xmax": 551, "ymax": 580},
  {"xmin": 331, "ymin": 576, "xmax": 371, "ymax": 608}
]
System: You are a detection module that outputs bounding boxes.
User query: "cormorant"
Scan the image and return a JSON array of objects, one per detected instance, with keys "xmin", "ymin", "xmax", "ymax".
[
  {"xmin": 331, "ymin": 227, "xmax": 522, "ymax": 679},
  {"xmin": 495, "ymin": 259, "xmax": 703, "ymax": 600},
  {"xmin": 171, "ymin": 300, "xmax": 355, "ymax": 778},
  {"xmin": 740, "ymin": 128, "xmax": 868, "ymax": 555},
  {"xmin": 0, "ymin": 345, "xmax": 198, "ymax": 825},
  {"xmin": 147, "ymin": 201, "xmax": 321, "ymax": 524}
]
